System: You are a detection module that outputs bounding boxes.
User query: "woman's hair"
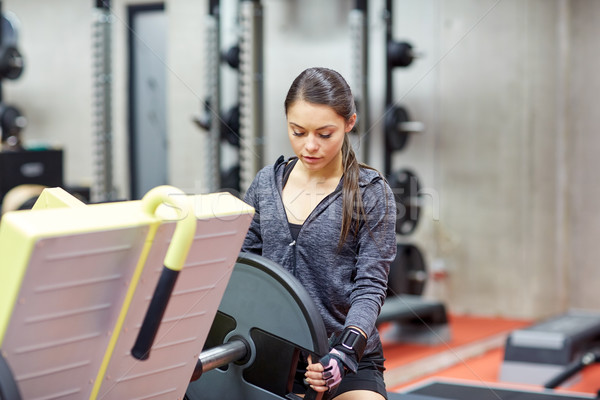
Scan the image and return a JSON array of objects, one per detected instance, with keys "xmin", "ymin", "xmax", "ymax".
[{"xmin": 285, "ymin": 67, "xmax": 376, "ymax": 249}]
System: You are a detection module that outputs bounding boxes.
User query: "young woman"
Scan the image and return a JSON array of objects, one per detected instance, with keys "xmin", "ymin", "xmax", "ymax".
[{"xmin": 241, "ymin": 67, "xmax": 397, "ymax": 399}]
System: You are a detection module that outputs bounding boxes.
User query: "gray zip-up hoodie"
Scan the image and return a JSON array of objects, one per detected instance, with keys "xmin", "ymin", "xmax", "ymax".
[{"xmin": 242, "ymin": 156, "xmax": 397, "ymax": 355}]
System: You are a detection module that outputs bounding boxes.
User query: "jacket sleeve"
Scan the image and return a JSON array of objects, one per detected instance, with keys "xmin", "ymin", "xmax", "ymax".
[
  {"xmin": 241, "ymin": 171, "xmax": 264, "ymax": 255},
  {"xmin": 344, "ymin": 178, "xmax": 397, "ymax": 337}
]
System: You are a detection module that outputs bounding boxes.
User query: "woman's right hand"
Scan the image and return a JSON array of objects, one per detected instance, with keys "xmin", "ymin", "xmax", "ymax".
[{"xmin": 306, "ymin": 353, "xmax": 344, "ymax": 393}]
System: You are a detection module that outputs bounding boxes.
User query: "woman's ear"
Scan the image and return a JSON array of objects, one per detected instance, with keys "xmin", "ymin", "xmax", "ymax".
[{"xmin": 345, "ymin": 113, "xmax": 357, "ymax": 133}]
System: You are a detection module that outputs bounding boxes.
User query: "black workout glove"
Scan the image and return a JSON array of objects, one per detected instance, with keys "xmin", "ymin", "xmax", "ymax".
[{"xmin": 318, "ymin": 327, "xmax": 367, "ymax": 392}]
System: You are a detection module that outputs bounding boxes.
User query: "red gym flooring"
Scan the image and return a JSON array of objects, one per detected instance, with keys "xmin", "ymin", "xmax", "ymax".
[{"xmin": 381, "ymin": 314, "xmax": 600, "ymax": 397}]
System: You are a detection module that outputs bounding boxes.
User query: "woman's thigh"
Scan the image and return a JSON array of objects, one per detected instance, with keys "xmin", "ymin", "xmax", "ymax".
[{"xmin": 333, "ymin": 390, "xmax": 386, "ymax": 400}]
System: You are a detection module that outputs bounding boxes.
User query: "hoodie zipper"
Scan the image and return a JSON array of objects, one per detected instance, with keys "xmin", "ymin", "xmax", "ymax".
[{"xmin": 289, "ymin": 239, "xmax": 297, "ymax": 276}]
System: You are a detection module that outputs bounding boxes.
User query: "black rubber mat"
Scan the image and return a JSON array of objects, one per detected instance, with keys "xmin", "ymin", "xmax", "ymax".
[{"xmin": 404, "ymin": 381, "xmax": 597, "ymax": 400}]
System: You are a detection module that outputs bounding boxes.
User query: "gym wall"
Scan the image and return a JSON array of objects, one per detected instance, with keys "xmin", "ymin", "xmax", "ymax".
[
  {"xmin": 388, "ymin": 0, "xmax": 600, "ymax": 319},
  {"xmin": 2, "ymin": 0, "xmax": 600, "ymax": 320}
]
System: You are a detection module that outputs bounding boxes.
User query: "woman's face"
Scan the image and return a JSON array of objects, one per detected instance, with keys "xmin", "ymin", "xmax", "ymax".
[{"xmin": 286, "ymin": 100, "xmax": 356, "ymax": 173}]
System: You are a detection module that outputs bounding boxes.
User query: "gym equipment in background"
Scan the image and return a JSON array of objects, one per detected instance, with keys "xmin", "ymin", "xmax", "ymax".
[
  {"xmin": 382, "ymin": 2, "xmax": 424, "ymax": 236},
  {"xmin": 0, "ymin": 40, "xmax": 23, "ymax": 81},
  {"xmin": 237, "ymin": 0, "xmax": 264, "ymax": 193},
  {"xmin": 0, "ymin": 5, "xmax": 85, "ymax": 213},
  {"xmin": 194, "ymin": 0, "xmax": 264, "ymax": 194},
  {"xmin": 185, "ymin": 252, "xmax": 327, "ymax": 400},
  {"xmin": 0, "ymin": 186, "xmax": 254, "ymax": 399},
  {"xmin": 395, "ymin": 378, "xmax": 598, "ymax": 400},
  {"xmin": 383, "ymin": 0, "xmax": 424, "ymax": 177},
  {"xmin": 500, "ymin": 309, "xmax": 600, "ymax": 386},
  {"xmin": 387, "ymin": 242, "xmax": 428, "ymax": 297},
  {"xmin": 0, "ymin": 149, "xmax": 63, "ymax": 211},
  {"xmin": 377, "ymin": 2, "xmax": 450, "ymax": 346},
  {"xmin": 387, "ymin": 167, "xmax": 424, "ymax": 302},
  {"xmin": 91, "ymin": 0, "xmax": 115, "ymax": 202},
  {"xmin": 349, "ymin": 0, "xmax": 370, "ymax": 163},
  {"xmin": 0, "ymin": 10, "xmax": 24, "ymax": 82},
  {"xmin": 380, "ymin": 169, "xmax": 450, "ymax": 344},
  {"xmin": 377, "ymin": 293, "xmax": 450, "ymax": 345},
  {"xmin": 544, "ymin": 348, "xmax": 600, "ymax": 389},
  {"xmin": 0, "ymin": 12, "xmax": 67, "ymax": 214},
  {"xmin": 0, "ymin": 5, "xmax": 26, "ymax": 151},
  {"xmin": 388, "ymin": 168, "xmax": 422, "ymax": 235},
  {"xmin": 194, "ymin": 0, "xmax": 224, "ymax": 192},
  {"xmin": 0, "ymin": 103, "xmax": 26, "ymax": 149},
  {"xmin": 384, "ymin": 104, "xmax": 424, "ymax": 172},
  {"xmin": 378, "ymin": 242, "xmax": 449, "ymax": 345}
]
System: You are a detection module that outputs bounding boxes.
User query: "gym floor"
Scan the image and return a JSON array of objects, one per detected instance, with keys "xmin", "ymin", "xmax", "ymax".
[{"xmin": 381, "ymin": 314, "xmax": 600, "ymax": 396}]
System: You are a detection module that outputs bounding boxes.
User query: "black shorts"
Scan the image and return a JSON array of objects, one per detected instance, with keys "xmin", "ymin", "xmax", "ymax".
[{"xmin": 293, "ymin": 342, "xmax": 388, "ymax": 399}]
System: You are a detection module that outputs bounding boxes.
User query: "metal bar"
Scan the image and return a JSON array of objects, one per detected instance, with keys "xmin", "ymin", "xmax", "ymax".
[
  {"xmin": 192, "ymin": 339, "xmax": 248, "ymax": 381},
  {"xmin": 384, "ymin": 0, "xmax": 393, "ymax": 107},
  {"xmin": 383, "ymin": 0, "xmax": 394, "ymax": 176}
]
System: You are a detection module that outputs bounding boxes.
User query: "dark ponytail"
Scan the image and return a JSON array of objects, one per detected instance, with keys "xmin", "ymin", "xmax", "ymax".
[{"xmin": 285, "ymin": 67, "xmax": 376, "ymax": 249}]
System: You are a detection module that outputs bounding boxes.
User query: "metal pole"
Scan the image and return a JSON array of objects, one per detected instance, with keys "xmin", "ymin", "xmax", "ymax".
[
  {"xmin": 349, "ymin": 0, "xmax": 369, "ymax": 163},
  {"xmin": 384, "ymin": 0, "xmax": 393, "ymax": 108},
  {"xmin": 238, "ymin": 0, "xmax": 264, "ymax": 194},
  {"xmin": 384, "ymin": 0, "xmax": 393, "ymax": 176},
  {"xmin": 92, "ymin": 0, "xmax": 115, "ymax": 201},
  {"xmin": 202, "ymin": 1, "xmax": 222, "ymax": 192}
]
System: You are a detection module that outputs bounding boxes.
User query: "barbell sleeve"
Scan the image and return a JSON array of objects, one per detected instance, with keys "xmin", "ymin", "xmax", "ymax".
[
  {"xmin": 189, "ymin": 339, "xmax": 323, "ymax": 399},
  {"xmin": 398, "ymin": 121, "xmax": 425, "ymax": 133},
  {"xmin": 191, "ymin": 339, "xmax": 249, "ymax": 381}
]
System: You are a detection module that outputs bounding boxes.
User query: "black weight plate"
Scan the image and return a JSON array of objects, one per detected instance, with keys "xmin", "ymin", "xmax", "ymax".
[
  {"xmin": 0, "ymin": 46, "xmax": 24, "ymax": 80},
  {"xmin": 1, "ymin": 16, "xmax": 18, "ymax": 47},
  {"xmin": 387, "ymin": 243, "xmax": 427, "ymax": 297},
  {"xmin": 220, "ymin": 164, "xmax": 240, "ymax": 194},
  {"xmin": 385, "ymin": 105, "xmax": 410, "ymax": 152},
  {"xmin": 388, "ymin": 169, "xmax": 421, "ymax": 235},
  {"xmin": 387, "ymin": 41, "xmax": 415, "ymax": 68},
  {"xmin": 186, "ymin": 253, "xmax": 328, "ymax": 400},
  {"xmin": 0, "ymin": 352, "xmax": 21, "ymax": 400},
  {"xmin": 220, "ymin": 104, "xmax": 240, "ymax": 147}
]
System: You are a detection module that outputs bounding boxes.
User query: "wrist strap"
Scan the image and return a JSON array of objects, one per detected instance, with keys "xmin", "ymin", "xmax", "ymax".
[{"xmin": 332, "ymin": 327, "xmax": 367, "ymax": 361}]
